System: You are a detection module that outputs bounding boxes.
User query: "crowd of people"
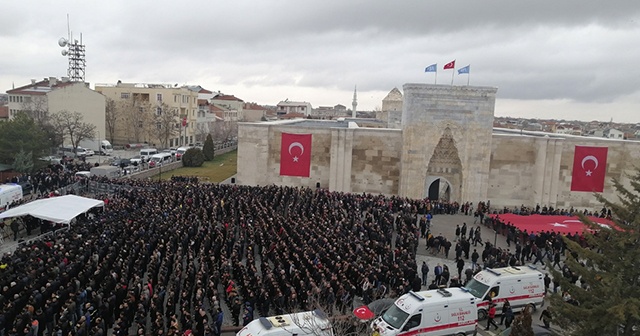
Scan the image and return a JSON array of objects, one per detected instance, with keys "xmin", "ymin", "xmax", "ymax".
[{"xmin": 0, "ymin": 180, "xmax": 450, "ymax": 336}]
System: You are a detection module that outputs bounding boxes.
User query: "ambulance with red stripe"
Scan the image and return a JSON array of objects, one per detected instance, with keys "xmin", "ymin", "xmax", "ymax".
[
  {"xmin": 463, "ymin": 265, "xmax": 545, "ymax": 320},
  {"xmin": 370, "ymin": 288, "xmax": 478, "ymax": 336}
]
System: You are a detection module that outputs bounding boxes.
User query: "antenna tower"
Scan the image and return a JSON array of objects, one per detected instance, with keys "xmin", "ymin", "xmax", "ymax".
[{"xmin": 58, "ymin": 14, "xmax": 86, "ymax": 82}]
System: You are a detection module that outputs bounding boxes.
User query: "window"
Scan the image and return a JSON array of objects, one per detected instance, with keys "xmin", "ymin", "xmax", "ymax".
[
  {"xmin": 382, "ymin": 305, "xmax": 409, "ymax": 330},
  {"xmin": 19, "ymin": 96, "xmax": 23, "ymax": 103},
  {"xmin": 402, "ymin": 315, "xmax": 422, "ymax": 331},
  {"xmin": 486, "ymin": 286, "xmax": 500, "ymax": 300},
  {"xmin": 138, "ymin": 107, "xmax": 144, "ymax": 113},
  {"xmin": 156, "ymin": 107, "xmax": 162, "ymax": 116},
  {"xmin": 121, "ymin": 92, "xmax": 130, "ymax": 99},
  {"xmin": 138, "ymin": 121, "xmax": 143, "ymax": 128},
  {"xmin": 157, "ymin": 93, "xmax": 162, "ymax": 102},
  {"xmin": 157, "ymin": 122, "xmax": 162, "ymax": 130}
]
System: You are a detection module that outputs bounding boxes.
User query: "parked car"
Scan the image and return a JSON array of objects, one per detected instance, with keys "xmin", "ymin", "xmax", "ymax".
[
  {"xmin": 39, "ymin": 156, "xmax": 62, "ymax": 165},
  {"xmin": 82, "ymin": 147, "xmax": 95, "ymax": 156},
  {"xmin": 130, "ymin": 155, "xmax": 144, "ymax": 165},
  {"xmin": 111, "ymin": 158, "xmax": 132, "ymax": 167},
  {"xmin": 18, "ymin": 181, "xmax": 34, "ymax": 196},
  {"xmin": 161, "ymin": 149, "xmax": 176, "ymax": 157}
]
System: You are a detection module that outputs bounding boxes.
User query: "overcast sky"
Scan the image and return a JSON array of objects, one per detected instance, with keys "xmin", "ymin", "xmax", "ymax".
[{"xmin": 1, "ymin": 1, "xmax": 639, "ymax": 122}]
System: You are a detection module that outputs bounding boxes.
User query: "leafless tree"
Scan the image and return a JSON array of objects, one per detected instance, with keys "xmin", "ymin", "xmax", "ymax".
[
  {"xmin": 50, "ymin": 110, "xmax": 96, "ymax": 154},
  {"xmin": 195, "ymin": 122, "xmax": 210, "ymax": 143},
  {"xmin": 212, "ymin": 120, "xmax": 238, "ymax": 143},
  {"xmin": 152, "ymin": 103, "xmax": 179, "ymax": 149},
  {"xmin": 285, "ymin": 293, "xmax": 366, "ymax": 336},
  {"xmin": 105, "ymin": 98, "xmax": 118, "ymax": 144},
  {"xmin": 20, "ymin": 96, "xmax": 49, "ymax": 125},
  {"xmin": 119, "ymin": 95, "xmax": 151, "ymax": 143}
]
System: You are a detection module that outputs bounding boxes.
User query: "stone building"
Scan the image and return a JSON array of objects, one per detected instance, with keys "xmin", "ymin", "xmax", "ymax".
[{"xmin": 237, "ymin": 83, "xmax": 640, "ymax": 210}]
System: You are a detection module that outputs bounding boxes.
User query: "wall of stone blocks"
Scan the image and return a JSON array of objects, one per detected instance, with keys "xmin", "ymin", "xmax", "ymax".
[
  {"xmin": 555, "ymin": 137, "xmax": 640, "ymax": 210},
  {"xmin": 237, "ymin": 122, "xmax": 332, "ymax": 189},
  {"xmin": 488, "ymin": 136, "xmax": 539, "ymax": 208},
  {"xmin": 489, "ymin": 134, "xmax": 640, "ymax": 211},
  {"xmin": 350, "ymin": 128, "xmax": 402, "ymax": 195}
]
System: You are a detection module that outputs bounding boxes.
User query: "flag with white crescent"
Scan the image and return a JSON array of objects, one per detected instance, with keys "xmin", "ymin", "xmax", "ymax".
[
  {"xmin": 353, "ymin": 305, "xmax": 375, "ymax": 320},
  {"xmin": 280, "ymin": 133, "xmax": 312, "ymax": 177},
  {"xmin": 570, "ymin": 145, "xmax": 608, "ymax": 192}
]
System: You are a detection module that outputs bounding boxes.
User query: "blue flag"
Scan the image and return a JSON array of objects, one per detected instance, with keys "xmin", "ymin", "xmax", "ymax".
[
  {"xmin": 424, "ymin": 64, "xmax": 437, "ymax": 73},
  {"xmin": 457, "ymin": 65, "xmax": 470, "ymax": 74}
]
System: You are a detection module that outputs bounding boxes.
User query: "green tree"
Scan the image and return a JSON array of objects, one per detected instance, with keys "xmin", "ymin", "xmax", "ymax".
[
  {"xmin": 203, "ymin": 134, "xmax": 215, "ymax": 161},
  {"xmin": 12, "ymin": 149, "xmax": 34, "ymax": 173},
  {"xmin": 182, "ymin": 148, "xmax": 205, "ymax": 167},
  {"xmin": 0, "ymin": 112, "xmax": 49, "ymax": 165},
  {"xmin": 549, "ymin": 170, "xmax": 640, "ymax": 335}
]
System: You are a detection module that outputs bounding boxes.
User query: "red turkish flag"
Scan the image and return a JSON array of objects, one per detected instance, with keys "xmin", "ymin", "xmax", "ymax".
[
  {"xmin": 353, "ymin": 305, "xmax": 375, "ymax": 321},
  {"xmin": 443, "ymin": 60, "xmax": 456, "ymax": 69},
  {"xmin": 570, "ymin": 146, "xmax": 608, "ymax": 192},
  {"xmin": 280, "ymin": 133, "xmax": 312, "ymax": 177}
]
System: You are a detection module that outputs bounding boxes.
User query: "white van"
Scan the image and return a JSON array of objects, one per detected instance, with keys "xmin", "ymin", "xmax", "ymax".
[
  {"xmin": 175, "ymin": 146, "xmax": 190, "ymax": 161},
  {"xmin": 464, "ymin": 265, "xmax": 545, "ymax": 320},
  {"xmin": 370, "ymin": 288, "xmax": 477, "ymax": 336},
  {"xmin": 149, "ymin": 153, "xmax": 173, "ymax": 167},
  {"xmin": 237, "ymin": 310, "xmax": 334, "ymax": 336},
  {"xmin": 140, "ymin": 148, "xmax": 158, "ymax": 161}
]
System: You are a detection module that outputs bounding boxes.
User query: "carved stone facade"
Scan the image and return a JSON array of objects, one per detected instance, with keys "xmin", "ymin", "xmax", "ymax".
[{"xmin": 399, "ymin": 84, "xmax": 496, "ymax": 202}]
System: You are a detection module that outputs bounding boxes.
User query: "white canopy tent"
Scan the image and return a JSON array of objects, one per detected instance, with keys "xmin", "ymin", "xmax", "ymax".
[{"xmin": 0, "ymin": 195, "xmax": 104, "ymax": 224}]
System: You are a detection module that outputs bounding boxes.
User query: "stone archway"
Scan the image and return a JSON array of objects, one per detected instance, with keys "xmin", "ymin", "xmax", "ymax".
[
  {"xmin": 426, "ymin": 127, "xmax": 463, "ymax": 201},
  {"xmin": 426, "ymin": 177, "xmax": 453, "ymax": 201}
]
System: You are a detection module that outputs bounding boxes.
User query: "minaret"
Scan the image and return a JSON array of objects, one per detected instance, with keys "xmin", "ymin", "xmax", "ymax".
[{"xmin": 352, "ymin": 85, "xmax": 357, "ymax": 118}]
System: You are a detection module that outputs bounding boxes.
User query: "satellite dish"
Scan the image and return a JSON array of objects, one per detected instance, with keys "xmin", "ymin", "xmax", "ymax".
[
  {"xmin": 61, "ymin": 50, "xmax": 68, "ymax": 56},
  {"xmin": 58, "ymin": 37, "xmax": 68, "ymax": 47}
]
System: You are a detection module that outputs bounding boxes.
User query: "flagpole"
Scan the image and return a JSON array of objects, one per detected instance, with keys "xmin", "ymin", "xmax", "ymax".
[
  {"xmin": 435, "ymin": 70, "xmax": 438, "ymax": 85},
  {"xmin": 450, "ymin": 69, "xmax": 455, "ymax": 86},
  {"xmin": 467, "ymin": 72, "xmax": 470, "ymax": 86}
]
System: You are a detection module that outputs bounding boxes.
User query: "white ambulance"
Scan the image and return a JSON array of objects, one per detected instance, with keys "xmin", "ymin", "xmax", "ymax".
[
  {"xmin": 0, "ymin": 184, "xmax": 23, "ymax": 212},
  {"xmin": 237, "ymin": 310, "xmax": 334, "ymax": 336},
  {"xmin": 464, "ymin": 265, "xmax": 545, "ymax": 320},
  {"xmin": 370, "ymin": 288, "xmax": 478, "ymax": 336}
]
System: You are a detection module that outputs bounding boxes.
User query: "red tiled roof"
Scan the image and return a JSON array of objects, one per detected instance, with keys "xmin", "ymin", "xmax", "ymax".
[
  {"xmin": 209, "ymin": 105, "xmax": 226, "ymax": 113},
  {"xmin": 199, "ymin": 88, "xmax": 213, "ymax": 94},
  {"xmin": 0, "ymin": 105, "xmax": 8, "ymax": 118},
  {"xmin": 213, "ymin": 95, "xmax": 244, "ymax": 102},
  {"xmin": 197, "ymin": 99, "xmax": 209, "ymax": 106}
]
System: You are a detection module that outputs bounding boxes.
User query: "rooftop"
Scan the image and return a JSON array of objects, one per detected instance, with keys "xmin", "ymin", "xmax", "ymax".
[{"xmin": 7, "ymin": 77, "xmax": 73, "ymax": 95}]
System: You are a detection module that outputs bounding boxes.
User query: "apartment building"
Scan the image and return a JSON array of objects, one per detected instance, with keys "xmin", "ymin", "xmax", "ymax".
[
  {"xmin": 276, "ymin": 100, "xmax": 312, "ymax": 117},
  {"xmin": 6, "ymin": 77, "xmax": 106, "ymax": 138},
  {"xmin": 95, "ymin": 82, "xmax": 201, "ymax": 147},
  {"xmin": 210, "ymin": 94, "xmax": 244, "ymax": 120}
]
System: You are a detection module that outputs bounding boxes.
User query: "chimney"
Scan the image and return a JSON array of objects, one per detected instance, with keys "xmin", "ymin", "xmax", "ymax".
[
  {"xmin": 31, "ymin": 79, "xmax": 36, "ymax": 85},
  {"xmin": 49, "ymin": 77, "xmax": 57, "ymax": 87}
]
